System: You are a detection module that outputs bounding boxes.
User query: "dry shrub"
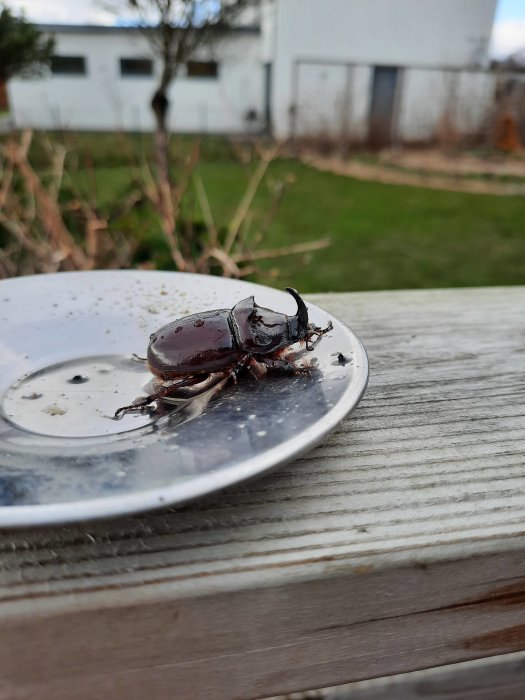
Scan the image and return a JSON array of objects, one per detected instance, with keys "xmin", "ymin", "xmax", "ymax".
[
  {"xmin": 0, "ymin": 131, "xmax": 136, "ymax": 277},
  {"xmin": 0, "ymin": 131, "xmax": 329, "ymax": 280},
  {"xmin": 435, "ymin": 111, "xmax": 461, "ymax": 152}
]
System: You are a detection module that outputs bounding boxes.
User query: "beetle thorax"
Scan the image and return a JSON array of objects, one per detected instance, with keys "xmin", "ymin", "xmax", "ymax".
[{"xmin": 229, "ymin": 297, "xmax": 291, "ymax": 355}]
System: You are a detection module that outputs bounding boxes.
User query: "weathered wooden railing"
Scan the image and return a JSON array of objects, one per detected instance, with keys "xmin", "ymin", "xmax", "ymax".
[{"xmin": 1, "ymin": 287, "xmax": 525, "ymax": 699}]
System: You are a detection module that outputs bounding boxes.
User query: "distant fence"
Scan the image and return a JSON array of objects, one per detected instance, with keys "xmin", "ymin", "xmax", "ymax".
[{"xmin": 288, "ymin": 59, "xmax": 525, "ymax": 150}]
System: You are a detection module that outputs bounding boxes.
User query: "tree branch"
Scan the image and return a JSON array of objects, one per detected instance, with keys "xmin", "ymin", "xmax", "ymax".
[{"xmin": 232, "ymin": 237, "xmax": 332, "ymax": 263}]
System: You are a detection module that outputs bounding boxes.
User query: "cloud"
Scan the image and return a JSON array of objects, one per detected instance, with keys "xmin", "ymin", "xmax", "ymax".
[
  {"xmin": 490, "ymin": 18, "xmax": 525, "ymax": 58},
  {"xmin": 6, "ymin": 0, "xmax": 115, "ymax": 25}
]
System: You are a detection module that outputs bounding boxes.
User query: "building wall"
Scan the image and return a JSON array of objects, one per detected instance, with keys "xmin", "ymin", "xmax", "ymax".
[
  {"xmin": 270, "ymin": 0, "xmax": 497, "ymax": 139},
  {"xmin": 292, "ymin": 63, "xmax": 373, "ymax": 142},
  {"xmin": 288, "ymin": 62, "xmax": 497, "ymax": 144},
  {"xmin": 7, "ymin": 0, "xmax": 500, "ymax": 143},
  {"xmin": 8, "ymin": 29, "xmax": 264, "ymax": 133}
]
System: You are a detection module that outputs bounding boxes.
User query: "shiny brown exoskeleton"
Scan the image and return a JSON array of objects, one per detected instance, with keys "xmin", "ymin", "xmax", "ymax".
[{"xmin": 114, "ymin": 288, "xmax": 332, "ymax": 417}]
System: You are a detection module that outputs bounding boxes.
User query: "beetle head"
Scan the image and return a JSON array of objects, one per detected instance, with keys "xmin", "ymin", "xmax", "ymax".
[{"xmin": 286, "ymin": 288, "xmax": 309, "ymax": 342}]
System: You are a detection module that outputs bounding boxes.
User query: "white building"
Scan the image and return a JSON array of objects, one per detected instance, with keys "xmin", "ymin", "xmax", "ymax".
[
  {"xmin": 8, "ymin": 24, "xmax": 264, "ymax": 134},
  {"xmin": 8, "ymin": 0, "xmax": 499, "ymax": 145}
]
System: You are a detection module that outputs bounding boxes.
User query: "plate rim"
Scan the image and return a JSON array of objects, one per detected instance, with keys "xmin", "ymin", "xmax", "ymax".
[{"xmin": 0, "ymin": 270, "xmax": 369, "ymax": 527}]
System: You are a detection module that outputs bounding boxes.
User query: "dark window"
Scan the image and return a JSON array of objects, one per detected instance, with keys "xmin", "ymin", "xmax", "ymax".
[
  {"xmin": 120, "ymin": 58, "xmax": 153, "ymax": 77},
  {"xmin": 187, "ymin": 61, "xmax": 218, "ymax": 79},
  {"xmin": 51, "ymin": 56, "xmax": 86, "ymax": 76}
]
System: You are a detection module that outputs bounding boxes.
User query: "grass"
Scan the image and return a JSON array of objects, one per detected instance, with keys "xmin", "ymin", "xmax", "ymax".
[
  {"xmin": 7, "ymin": 132, "xmax": 525, "ymax": 292},
  {"xmin": 24, "ymin": 131, "xmax": 240, "ymax": 168},
  {"xmin": 253, "ymin": 160, "xmax": 525, "ymax": 291}
]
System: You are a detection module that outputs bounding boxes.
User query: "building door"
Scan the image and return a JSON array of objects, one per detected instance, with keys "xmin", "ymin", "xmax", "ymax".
[{"xmin": 368, "ymin": 66, "xmax": 399, "ymax": 148}]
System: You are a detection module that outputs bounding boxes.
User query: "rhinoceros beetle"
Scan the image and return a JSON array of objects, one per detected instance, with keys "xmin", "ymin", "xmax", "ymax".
[{"xmin": 114, "ymin": 287, "xmax": 332, "ymax": 417}]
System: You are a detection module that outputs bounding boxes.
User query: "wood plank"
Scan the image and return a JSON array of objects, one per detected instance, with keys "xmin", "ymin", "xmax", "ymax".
[
  {"xmin": 1, "ymin": 287, "xmax": 525, "ymax": 699},
  {"xmin": 269, "ymin": 650, "xmax": 525, "ymax": 700}
]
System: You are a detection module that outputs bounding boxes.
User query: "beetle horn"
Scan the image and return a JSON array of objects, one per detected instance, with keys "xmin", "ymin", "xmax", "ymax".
[{"xmin": 286, "ymin": 287, "xmax": 309, "ymax": 337}]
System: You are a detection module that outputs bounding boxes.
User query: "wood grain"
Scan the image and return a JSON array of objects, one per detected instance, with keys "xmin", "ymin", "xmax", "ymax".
[
  {"xmin": 1, "ymin": 287, "xmax": 525, "ymax": 700},
  {"xmin": 270, "ymin": 650, "xmax": 525, "ymax": 700}
]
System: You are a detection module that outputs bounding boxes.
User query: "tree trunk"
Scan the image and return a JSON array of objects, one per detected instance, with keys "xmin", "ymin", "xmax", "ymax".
[
  {"xmin": 150, "ymin": 87, "xmax": 188, "ymax": 271},
  {"xmin": 151, "ymin": 89, "xmax": 170, "ymax": 184}
]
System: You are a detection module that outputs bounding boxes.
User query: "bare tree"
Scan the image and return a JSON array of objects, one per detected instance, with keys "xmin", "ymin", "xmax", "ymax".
[{"xmin": 113, "ymin": 0, "xmax": 259, "ymax": 182}]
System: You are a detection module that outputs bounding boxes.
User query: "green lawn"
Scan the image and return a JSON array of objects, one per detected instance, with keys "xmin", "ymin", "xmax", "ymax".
[
  {"xmin": 196, "ymin": 159, "xmax": 525, "ymax": 292},
  {"xmin": 8, "ymin": 132, "xmax": 525, "ymax": 293}
]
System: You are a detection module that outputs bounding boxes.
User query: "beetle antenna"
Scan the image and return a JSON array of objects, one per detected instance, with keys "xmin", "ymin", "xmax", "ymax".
[{"xmin": 286, "ymin": 287, "xmax": 309, "ymax": 337}]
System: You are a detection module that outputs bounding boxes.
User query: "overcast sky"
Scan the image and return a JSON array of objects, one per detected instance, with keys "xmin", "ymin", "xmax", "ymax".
[
  {"xmin": 6, "ymin": 0, "xmax": 525, "ymax": 58},
  {"xmin": 7, "ymin": 0, "xmax": 116, "ymax": 25},
  {"xmin": 491, "ymin": 0, "xmax": 525, "ymax": 57}
]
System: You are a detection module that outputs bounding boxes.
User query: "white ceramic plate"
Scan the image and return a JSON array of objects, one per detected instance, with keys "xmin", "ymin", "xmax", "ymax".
[{"xmin": 0, "ymin": 271, "xmax": 368, "ymax": 527}]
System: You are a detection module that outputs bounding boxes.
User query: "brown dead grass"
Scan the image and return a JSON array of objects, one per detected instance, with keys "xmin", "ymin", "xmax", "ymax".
[{"xmin": 301, "ymin": 149, "xmax": 525, "ymax": 196}]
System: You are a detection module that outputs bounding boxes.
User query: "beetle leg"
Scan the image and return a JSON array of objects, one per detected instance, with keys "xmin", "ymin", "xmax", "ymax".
[
  {"xmin": 131, "ymin": 353, "xmax": 148, "ymax": 363},
  {"xmin": 235, "ymin": 354, "xmax": 251, "ymax": 375},
  {"xmin": 248, "ymin": 358, "xmax": 267, "ymax": 380},
  {"xmin": 163, "ymin": 352, "xmax": 251, "ymax": 399},
  {"xmin": 305, "ymin": 320, "xmax": 333, "ymax": 350},
  {"xmin": 310, "ymin": 320, "xmax": 333, "ymax": 337},
  {"xmin": 114, "ymin": 376, "xmax": 202, "ymax": 418},
  {"xmin": 164, "ymin": 372, "xmax": 229, "ymax": 400},
  {"xmin": 115, "ymin": 356, "xmax": 253, "ymax": 418},
  {"xmin": 261, "ymin": 357, "xmax": 311, "ymax": 376}
]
